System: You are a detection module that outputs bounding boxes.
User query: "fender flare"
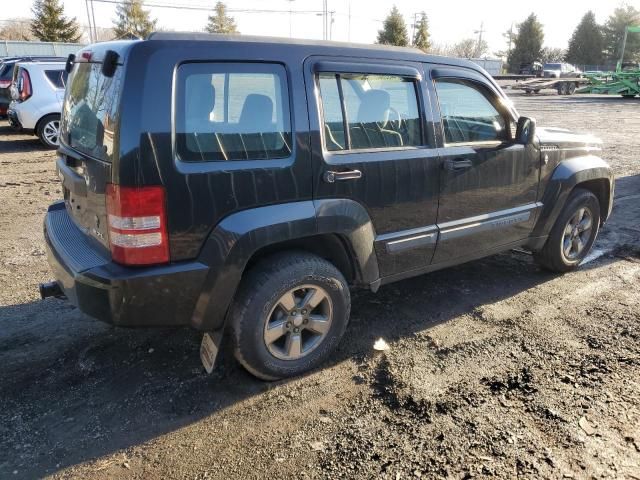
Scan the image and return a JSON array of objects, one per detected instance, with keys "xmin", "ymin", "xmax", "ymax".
[
  {"xmin": 531, "ymin": 155, "xmax": 614, "ymax": 240},
  {"xmin": 190, "ymin": 199, "xmax": 379, "ymax": 331}
]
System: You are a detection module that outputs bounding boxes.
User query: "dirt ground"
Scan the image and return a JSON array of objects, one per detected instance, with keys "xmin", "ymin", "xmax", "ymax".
[{"xmin": 0, "ymin": 93, "xmax": 639, "ymax": 480}]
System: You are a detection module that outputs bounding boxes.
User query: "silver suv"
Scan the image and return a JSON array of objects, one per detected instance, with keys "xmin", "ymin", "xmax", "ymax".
[{"xmin": 7, "ymin": 60, "xmax": 67, "ymax": 148}]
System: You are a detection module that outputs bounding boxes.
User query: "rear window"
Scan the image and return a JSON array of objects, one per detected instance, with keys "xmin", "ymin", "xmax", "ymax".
[
  {"xmin": 45, "ymin": 70, "xmax": 67, "ymax": 89},
  {"xmin": 60, "ymin": 62, "xmax": 123, "ymax": 162},
  {"xmin": 174, "ymin": 62, "xmax": 292, "ymax": 162}
]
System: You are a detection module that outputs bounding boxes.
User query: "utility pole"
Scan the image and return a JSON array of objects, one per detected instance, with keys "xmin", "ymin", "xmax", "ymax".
[
  {"xmin": 348, "ymin": 0, "xmax": 351, "ymax": 42},
  {"xmin": 329, "ymin": 10, "xmax": 335, "ymax": 40},
  {"xmin": 474, "ymin": 21, "xmax": 486, "ymax": 58},
  {"xmin": 84, "ymin": 0, "xmax": 94, "ymax": 43},
  {"xmin": 287, "ymin": 0, "xmax": 295, "ymax": 38},
  {"xmin": 411, "ymin": 12, "xmax": 419, "ymax": 45}
]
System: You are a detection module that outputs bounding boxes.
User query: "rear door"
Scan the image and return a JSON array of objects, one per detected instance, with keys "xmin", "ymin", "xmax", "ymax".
[
  {"xmin": 427, "ymin": 66, "xmax": 541, "ymax": 264},
  {"xmin": 304, "ymin": 57, "xmax": 440, "ymax": 278}
]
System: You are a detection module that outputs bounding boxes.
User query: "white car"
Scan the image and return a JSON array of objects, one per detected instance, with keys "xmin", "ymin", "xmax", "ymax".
[{"xmin": 7, "ymin": 60, "xmax": 67, "ymax": 148}]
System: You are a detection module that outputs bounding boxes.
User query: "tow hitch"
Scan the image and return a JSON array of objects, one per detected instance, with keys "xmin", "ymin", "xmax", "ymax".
[{"xmin": 39, "ymin": 281, "xmax": 65, "ymax": 299}]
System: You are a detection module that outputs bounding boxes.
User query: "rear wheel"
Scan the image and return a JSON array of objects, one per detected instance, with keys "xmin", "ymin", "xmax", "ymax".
[
  {"xmin": 230, "ymin": 252, "xmax": 350, "ymax": 380},
  {"xmin": 567, "ymin": 82, "xmax": 577, "ymax": 95},
  {"xmin": 37, "ymin": 114, "xmax": 60, "ymax": 148},
  {"xmin": 534, "ymin": 188, "xmax": 600, "ymax": 272}
]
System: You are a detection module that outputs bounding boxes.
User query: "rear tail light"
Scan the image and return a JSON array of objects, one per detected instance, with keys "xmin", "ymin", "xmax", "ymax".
[
  {"xmin": 19, "ymin": 70, "xmax": 32, "ymax": 101},
  {"xmin": 106, "ymin": 184, "xmax": 169, "ymax": 266},
  {"xmin": 0, "ymin": 80, "xmax": 11, "ymax": 89}
]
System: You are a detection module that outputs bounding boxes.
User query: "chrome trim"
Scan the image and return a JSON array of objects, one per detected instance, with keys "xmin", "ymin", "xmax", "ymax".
[
  {"xmin": 377, "ymin": 225, "xmax": 438, "ymax": 254},
  {"xmin": 439, "ymin": 202, "xmax": 542, "ymax": 241}
]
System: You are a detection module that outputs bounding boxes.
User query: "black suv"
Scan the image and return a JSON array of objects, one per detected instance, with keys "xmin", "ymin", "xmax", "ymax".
[{"xmin": 41, "ymin": 34, "xmax": 614, "ymax": 380}]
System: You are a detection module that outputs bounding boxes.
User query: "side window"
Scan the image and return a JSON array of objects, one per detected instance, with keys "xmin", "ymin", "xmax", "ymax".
[
  {"xmin": 317, "ymin": 72, "xmax": 423, "ymax": 151},
  {"xmin": 45, "ymin": 70, "xmax": 67, "ymax": 89},
  {"xmin": 175, "ymin": 63, "xmax": 292, "ymax": 162},
  {"xmin": 434, "ymin": 79, "xmax": 507, "ymax": 144}
]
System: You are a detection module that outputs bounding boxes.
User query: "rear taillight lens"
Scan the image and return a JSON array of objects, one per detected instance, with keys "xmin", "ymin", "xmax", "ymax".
[
  {"xmin": 106, "ymin": 184, "xmax": 169, "ymax": 266},
  {"xmin": 0, "ymin": 80, "xmax": 11, "ymax": 89},
  {"xmin": 19, "ymin": 70, "xmax": 32, "ymax": 101}
]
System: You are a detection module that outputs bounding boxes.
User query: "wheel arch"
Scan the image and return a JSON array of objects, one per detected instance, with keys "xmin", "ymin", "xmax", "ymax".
[
  {"xmin": 34, "ymin": 112, "xmax": 61, "ymax": 136},
  {"xmin": 531, "ymin": 155, "xmax": 614, "ymax": 243},
  {"xmin": 190, "ymin": 199, "xmax": 379, "ymax": 332}
]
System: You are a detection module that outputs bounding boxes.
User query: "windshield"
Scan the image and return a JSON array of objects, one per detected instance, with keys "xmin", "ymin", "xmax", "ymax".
[
  {"xmin": 60, "ymin": 62, "xmax": 123, "ymax": 162},
  {"xmin": 544, "ymin": 63, "xmax": 562, "ymax": 70}
]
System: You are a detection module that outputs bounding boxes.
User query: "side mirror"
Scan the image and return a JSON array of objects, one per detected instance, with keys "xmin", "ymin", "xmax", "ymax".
[{"xmin": 516, "ymin": 116, "xmax": 536, "ymax": 145}]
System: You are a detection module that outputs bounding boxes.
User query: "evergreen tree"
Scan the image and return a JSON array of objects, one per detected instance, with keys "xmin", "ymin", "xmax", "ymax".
[
  {"xmin": 602, "ymin": 4, "xmax": 640, "ymax": 63},
  {"xmin": 566, "ymin": 11, "xmax": 604, "ymax": 66},
  {"xmin": 412, "ymin": 13, "xmax": 430, "ymax": 52},
  {"xmin": 113, "ymin": 0, "xmax": 157, "ymax": 40},
  {"xmin": 205, "ymin": 2, "xmax": 239, "ymax": 34},
  {"xmin": 377, "ymin": 6, "xmax": 409, "ymax": 47},
  {"xmin": 30, "ymin": 0, "xmax": 81, "ymax": 42},
  {"xmin": 507, "ymin": 13, "xmax": 544, "ymax": 72}
]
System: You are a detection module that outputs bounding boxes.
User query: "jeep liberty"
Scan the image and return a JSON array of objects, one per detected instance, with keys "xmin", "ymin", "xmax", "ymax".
[{"xmin": 41, "ymin": 34, "xmax": 614, "ymax": 380}]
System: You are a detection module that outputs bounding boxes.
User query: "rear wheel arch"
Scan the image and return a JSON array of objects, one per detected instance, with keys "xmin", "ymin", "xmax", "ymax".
[{"xmin": 245, "ymin": 233, "xmax": 359, "ymax": 286}]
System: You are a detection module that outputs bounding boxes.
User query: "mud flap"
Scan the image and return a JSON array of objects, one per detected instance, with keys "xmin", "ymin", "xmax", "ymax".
[{"xmin": 200, "ymin": 330, "xmax": 223, "ymax": 374}]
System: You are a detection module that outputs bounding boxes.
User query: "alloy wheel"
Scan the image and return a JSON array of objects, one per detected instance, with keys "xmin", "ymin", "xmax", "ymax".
[
  {"xmin": 43, "ymin": 119, "xmax": 60, "ymax": 146},
  {"xmin": 263, "ymin": 284, "xmax": 333, "ymax": 361},
  {"xmin": 561, "ymin": 207, "xmax": 593, "ymax": 262}
]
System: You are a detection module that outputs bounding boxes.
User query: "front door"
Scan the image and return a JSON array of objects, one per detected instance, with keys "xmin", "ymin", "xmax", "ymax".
[
  {"xmin": 304, "ymin": 58, "xmax": 441, "ymax": 278},
  {"xmin": 427, "ymin": 68, "xmax": 541, "ymax": 264}
]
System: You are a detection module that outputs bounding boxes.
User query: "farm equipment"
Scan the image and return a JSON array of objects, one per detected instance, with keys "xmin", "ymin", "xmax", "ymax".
[{"xmin": 577, "ymin": 26, "xmax": 640, "ymax": 98}]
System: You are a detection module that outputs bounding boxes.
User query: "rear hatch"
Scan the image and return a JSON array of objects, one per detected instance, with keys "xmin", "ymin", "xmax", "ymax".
[{"xmin": 58, "ymin": 53, "xmax": 124, "ymax": 253}]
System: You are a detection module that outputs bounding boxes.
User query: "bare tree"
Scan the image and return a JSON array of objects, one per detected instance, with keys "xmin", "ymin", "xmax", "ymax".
[
  {"xmin": 451, "ymin": 38, "xmax": 489, "ymax": 58},
  {"xmin": 0, "ymin": 18, "xmax": 36, "ymax": 40}
]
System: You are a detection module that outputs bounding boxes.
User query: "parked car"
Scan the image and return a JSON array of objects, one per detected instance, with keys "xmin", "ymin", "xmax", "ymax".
[
  {"xmin": 40, "ymin": 34, "xmax": 614, "ymax": 380},
  {"xmin": 543, "ymin": 62, "xmax": 581, "ymax": 78},
  {"xmin": 0, "ymin": 56, "xmax": 65, "ymax": 118},
  {"xmin": 7, "ymin": 60, "xmax": 67, "ymax": 147},
  {"xmin": 519, "ymin": 61, "xmax": 543, "ymax": 77}
]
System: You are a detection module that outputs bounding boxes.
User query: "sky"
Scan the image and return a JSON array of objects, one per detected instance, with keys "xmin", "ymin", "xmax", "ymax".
[{"xmin": 2, "ymin": 0, "xmax": 639, "ymax": 54}]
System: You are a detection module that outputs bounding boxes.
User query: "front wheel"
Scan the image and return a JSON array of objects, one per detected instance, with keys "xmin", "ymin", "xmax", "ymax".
[
  {"xmin": 534, "ymin": 188, "xmax": 600, "ymax": 272},
  {"xmin": 37, "ymin": 114, "xmax": 60, "ymax": 148},
  {"xmin": 230, "ymin": 252, "xmax": 350, "ymax": 380}
]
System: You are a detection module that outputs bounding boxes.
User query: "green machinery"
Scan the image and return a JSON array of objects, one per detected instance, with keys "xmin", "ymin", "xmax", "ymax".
[{"xmin": 578, "ymin": 26, "xmax": 640, "ymax": 97}]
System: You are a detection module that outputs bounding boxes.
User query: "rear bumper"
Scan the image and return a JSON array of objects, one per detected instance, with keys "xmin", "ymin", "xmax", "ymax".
[
  {"xmin": 44, "ymin": 202, "xmax": 209, "ymax": 327},
  {"xmin": 7, "ymin": 109, "xmax": 22, "ymax": 129}
]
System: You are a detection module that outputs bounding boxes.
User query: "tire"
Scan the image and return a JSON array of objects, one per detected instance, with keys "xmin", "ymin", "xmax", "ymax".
[
  {"xmin": 557, "ymin": 82, "xmax": 569, "ymax": 95},
  {"xmin": 534, "ymin": 188, "xmax": 601, "ymax": 273},
  {"xmin": 567, "ymin": 82, "xmax": 577, "ymax": 95},
  {"xmin": 229, "ymin": 252, "xmax": 351, "ymax": 380},
  {"xmin": 36, "ymin": 114, "xmax": 60, "ymax": 148}
]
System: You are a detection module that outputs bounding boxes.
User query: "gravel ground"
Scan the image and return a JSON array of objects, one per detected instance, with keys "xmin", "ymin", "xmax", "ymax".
[{"xmin": 0, "ymin": 93, "xmax": 639, "ymax": 480}]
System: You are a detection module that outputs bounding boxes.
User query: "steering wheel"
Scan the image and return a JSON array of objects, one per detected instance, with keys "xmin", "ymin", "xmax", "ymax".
[{"xmin": 384, "ymin": 106, "xmax": 404, "ymax": 131}]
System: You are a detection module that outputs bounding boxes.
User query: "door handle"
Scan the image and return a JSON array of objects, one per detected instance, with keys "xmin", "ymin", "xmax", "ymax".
[
  {"xmin": 323, "ymin": 169, "xmax": 362, "ymax": 183},
  {"xmin": 443, "ymin": 158, "xmax": 473, "ymax": 171}
]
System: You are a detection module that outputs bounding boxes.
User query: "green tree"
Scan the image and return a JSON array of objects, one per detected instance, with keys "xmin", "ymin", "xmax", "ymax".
[
  {"xmin": 566, "ymin": 11, "xmax": 604, "ymax": 66},
  {"xmin": 507, "ymin": 13, "xmax": 544, "ymax": 72},
  {"xmin": 602, "ymin": 4, "xmax": 640, "ymax": 63},
  {"xmin": 205, "ymin": 2, "xmax": 239, "ymax": 34},
  {"xmin": 30, "ymin": 0, "xmax": 81, "ymax": 42},
  {"xmin": 113, "ymin": 0, "xmax": 157, "ymax": 40},
  {"xmin": 377, "ymin": 6, "xmax": 409, "ymax": 47},
  {"xmin": 412, "ymin": 13, "xmax": 430, "ymax": 52}
]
